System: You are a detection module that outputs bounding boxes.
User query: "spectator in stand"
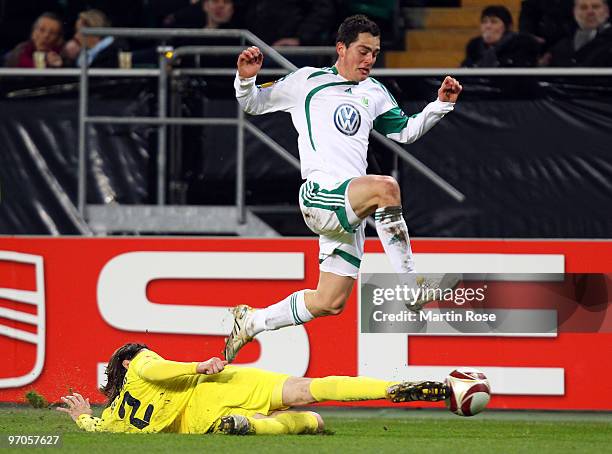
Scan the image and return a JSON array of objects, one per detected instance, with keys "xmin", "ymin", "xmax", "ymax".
[
  {"xmin": 164, "ymin": 0, "xmax": 237, "ymax": 29},
  {"xmin": 237, "ymin": 0, "xmax": 337, "ymax": 46},
  {"xmin": 62, "ymin": 0, "xmax": 144, "ymax": 29},
  {"xmin": 4, "ymin": 12, "xmax": 64, "ymax": 68},
  {"xmin": 163, "ymin": 0, "xmax": 239, "ymax": 68},
  {"xmin": 519, "ymin": 0, "xmax": 575, "ymax": 52},
  {"xmin": 70, "ymin": 9, "xmax": 128, "ymax": 68},
  {"xmin": 548, "ymin": 0, "xmax": 612, "ymax": 66},
  {"xmin": 0, "ymin": 0, "xmax": 63, "ymax": 55},
  {"xmin": 145, "ymin": 0, "xmax": 193, "ymax": 28},
  {"xmin": 462, "ymin": 5, "xmax": 541, "ymax": 67}
]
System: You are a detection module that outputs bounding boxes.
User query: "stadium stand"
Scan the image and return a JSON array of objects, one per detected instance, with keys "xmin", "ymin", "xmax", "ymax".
[{"xmin": 387, "ymin": 0, "xmax": 521, "ymax": 67}]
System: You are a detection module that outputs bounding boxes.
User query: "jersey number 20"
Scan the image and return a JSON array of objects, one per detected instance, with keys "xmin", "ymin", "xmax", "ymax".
[{"xmin": 118, "ymin": 391, "xmax": 154, "ymax": 429}]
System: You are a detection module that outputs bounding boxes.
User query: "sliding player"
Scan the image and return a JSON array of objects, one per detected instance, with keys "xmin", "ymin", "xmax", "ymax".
[{"xmin": 57, "ymin": 343, "xmax": 449, "ymax": 435}]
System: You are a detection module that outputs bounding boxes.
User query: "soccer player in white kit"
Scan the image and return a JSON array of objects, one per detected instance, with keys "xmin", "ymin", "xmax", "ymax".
[{"xmin": 225, "ymin": 15, "xmax": 462, "ymax": 362}]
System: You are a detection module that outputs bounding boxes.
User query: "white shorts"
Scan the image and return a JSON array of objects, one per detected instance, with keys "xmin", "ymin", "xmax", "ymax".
[{"xmin": 298, "ymin": 178, "xmax": 364, "ymax": 279}]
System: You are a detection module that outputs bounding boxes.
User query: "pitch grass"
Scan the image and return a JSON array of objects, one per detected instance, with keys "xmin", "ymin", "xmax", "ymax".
[{"xmin": 0, "ymin": 407, "xmax": 611, "ymax": 453}]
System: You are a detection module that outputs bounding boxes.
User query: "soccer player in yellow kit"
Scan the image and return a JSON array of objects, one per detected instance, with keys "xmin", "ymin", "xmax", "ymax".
[{"xmin": 58, "ymin": 343, "xmax": 448, "ymax": 435}]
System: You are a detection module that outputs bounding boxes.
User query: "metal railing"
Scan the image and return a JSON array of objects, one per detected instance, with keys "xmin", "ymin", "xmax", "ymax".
[{"xmin": 77, "ymin": 27, "xmax": 326, "ymax": 225}]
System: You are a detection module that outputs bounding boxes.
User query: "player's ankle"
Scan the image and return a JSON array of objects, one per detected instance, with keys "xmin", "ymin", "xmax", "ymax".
[{"xmin": 246, "ymin": 310, "xmax": 265, "ymax": 337}]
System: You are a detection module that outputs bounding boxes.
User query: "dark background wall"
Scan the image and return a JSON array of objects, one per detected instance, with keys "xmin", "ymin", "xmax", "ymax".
[{"xmin": 1, "ymin": 75, "xmax": 611, "ymax": 237}]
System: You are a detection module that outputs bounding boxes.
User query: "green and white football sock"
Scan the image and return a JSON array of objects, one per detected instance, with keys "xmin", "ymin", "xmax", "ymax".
[
  {"xmin": 246, "ymin": 290, "xmax": 313, "ymax": 337},
  {"xmin": 374, "ymin": 206, "xmax": 416, "ymax": 274}
]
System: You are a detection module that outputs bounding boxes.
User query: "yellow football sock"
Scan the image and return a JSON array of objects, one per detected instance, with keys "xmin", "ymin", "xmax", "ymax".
[
  {"xmin": 248, "ymin": 412, "xmax": 319, "ymax": 435},
  {"xmin": 309, "ymin": 376, "xmax": 394, "ymax": 402}
]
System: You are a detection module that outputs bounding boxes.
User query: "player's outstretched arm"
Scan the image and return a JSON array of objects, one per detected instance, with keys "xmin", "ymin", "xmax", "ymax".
[
  {"xmin": 373, "ymin": 76, "xmax": 461, "ymax": 144},
  {"xmin": 135, "ymin": 355, "xmax": 227, "ymax": 381},
  {"xmin": 437, "ymin": 76, "xmax": 463, "ymax": 103},
  {"xmin": 237, "ymin": 46, "xmax": 264, "ymax": 79}
]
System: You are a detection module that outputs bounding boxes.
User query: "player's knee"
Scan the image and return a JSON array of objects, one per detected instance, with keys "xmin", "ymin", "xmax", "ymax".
[
  {"xmin": 375, "ymin": 176, "xmax": 401, "ymax": 206},
  {"xmin": 320, "ymin": 294, "xmax": 347, "ymax": 316},
  {"xmin": 308, "ymin": 288, "xmax": 348, "ymax": 317}
]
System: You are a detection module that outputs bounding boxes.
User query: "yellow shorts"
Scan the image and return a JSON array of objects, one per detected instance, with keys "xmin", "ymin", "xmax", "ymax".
[{"xmin": 179, "ymin": 366, "xmax": 290, "ymax": 434}]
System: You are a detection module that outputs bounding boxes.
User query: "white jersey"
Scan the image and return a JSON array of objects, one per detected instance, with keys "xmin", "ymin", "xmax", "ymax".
[{"xmin": 234, "ymin": 66, "xmax": 454, "ymax": 184}]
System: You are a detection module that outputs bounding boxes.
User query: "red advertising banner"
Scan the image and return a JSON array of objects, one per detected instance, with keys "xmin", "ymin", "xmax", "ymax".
[{"xmin": 0, "ymin": 237, "xmax": 611, "ymax": 410}]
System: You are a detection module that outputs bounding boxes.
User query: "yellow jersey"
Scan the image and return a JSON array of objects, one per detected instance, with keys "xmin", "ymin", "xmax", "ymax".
[{"xmin": 77, "ymin": 349, "xmax": 200, "ymax": 433}]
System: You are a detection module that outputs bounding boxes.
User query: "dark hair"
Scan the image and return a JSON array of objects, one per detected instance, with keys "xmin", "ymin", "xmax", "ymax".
[
  {"xmin": 336, "ymin": 14, "xmax": 380, "ymax": 46},
  {"xmin": 34, "ymin": 12, "xmax": 64, "ymax": 33},
  {"xmin": 100, "ymin": 343, "xmax": 148, "ymax": 406},
  {"xmin": 481, "ymin": 5, "xmax": 513, "ymax": 30}
]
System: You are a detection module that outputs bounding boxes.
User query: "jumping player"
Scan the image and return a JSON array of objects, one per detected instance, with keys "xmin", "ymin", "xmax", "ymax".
[
  {"xmin": 57, "ymin": 343, "xmax": 449, "ymax": 435},
  {"xmin": 224, "ymin": 15, "xmax": 462, "ymax": 362}
]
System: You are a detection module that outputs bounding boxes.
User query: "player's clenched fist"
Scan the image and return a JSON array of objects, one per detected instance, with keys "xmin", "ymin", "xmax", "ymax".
[
  {"xmin": 437, "ymin": 76, "xmax": 463, "ymax": 103},
  {"xmin": 237, "ymin": 46, "xmax": 264, "ymax": 79}
]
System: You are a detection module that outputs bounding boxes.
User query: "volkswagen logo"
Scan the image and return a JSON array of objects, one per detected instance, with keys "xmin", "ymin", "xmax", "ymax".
[{"xmin": 334, "ymin": 104, "xmax": 361, "ymax": 136}]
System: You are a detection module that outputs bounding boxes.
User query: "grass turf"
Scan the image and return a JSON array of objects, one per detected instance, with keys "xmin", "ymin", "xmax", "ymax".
[{"xmin": 0, "ymin": 407, "xmax": 610, "ymax": 453}]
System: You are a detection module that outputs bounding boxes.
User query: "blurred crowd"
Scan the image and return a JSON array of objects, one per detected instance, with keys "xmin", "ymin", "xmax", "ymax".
[
  {"xmin": 0, "ymin": 0, "xmax": 346, "ymax": 68},
  {"xmin": 462, "ymin": 0, "xmax": 612, "ymax": 67},
  {"xmin": 1, "ymin": 0, "xmax": 610, "ymax": 69}
]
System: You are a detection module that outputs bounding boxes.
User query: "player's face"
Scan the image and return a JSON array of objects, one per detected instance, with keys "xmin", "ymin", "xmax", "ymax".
[
  {"xmin": 574, "ymin": 0, "xmax": 609, "ymax": 29},
  {"xmin": 337, "ymin": 32, "xmax": 380, "ymax": 82},
  {"xmin": 480, "ymin": 16, "xmax": 506, "ymax": 45}
]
